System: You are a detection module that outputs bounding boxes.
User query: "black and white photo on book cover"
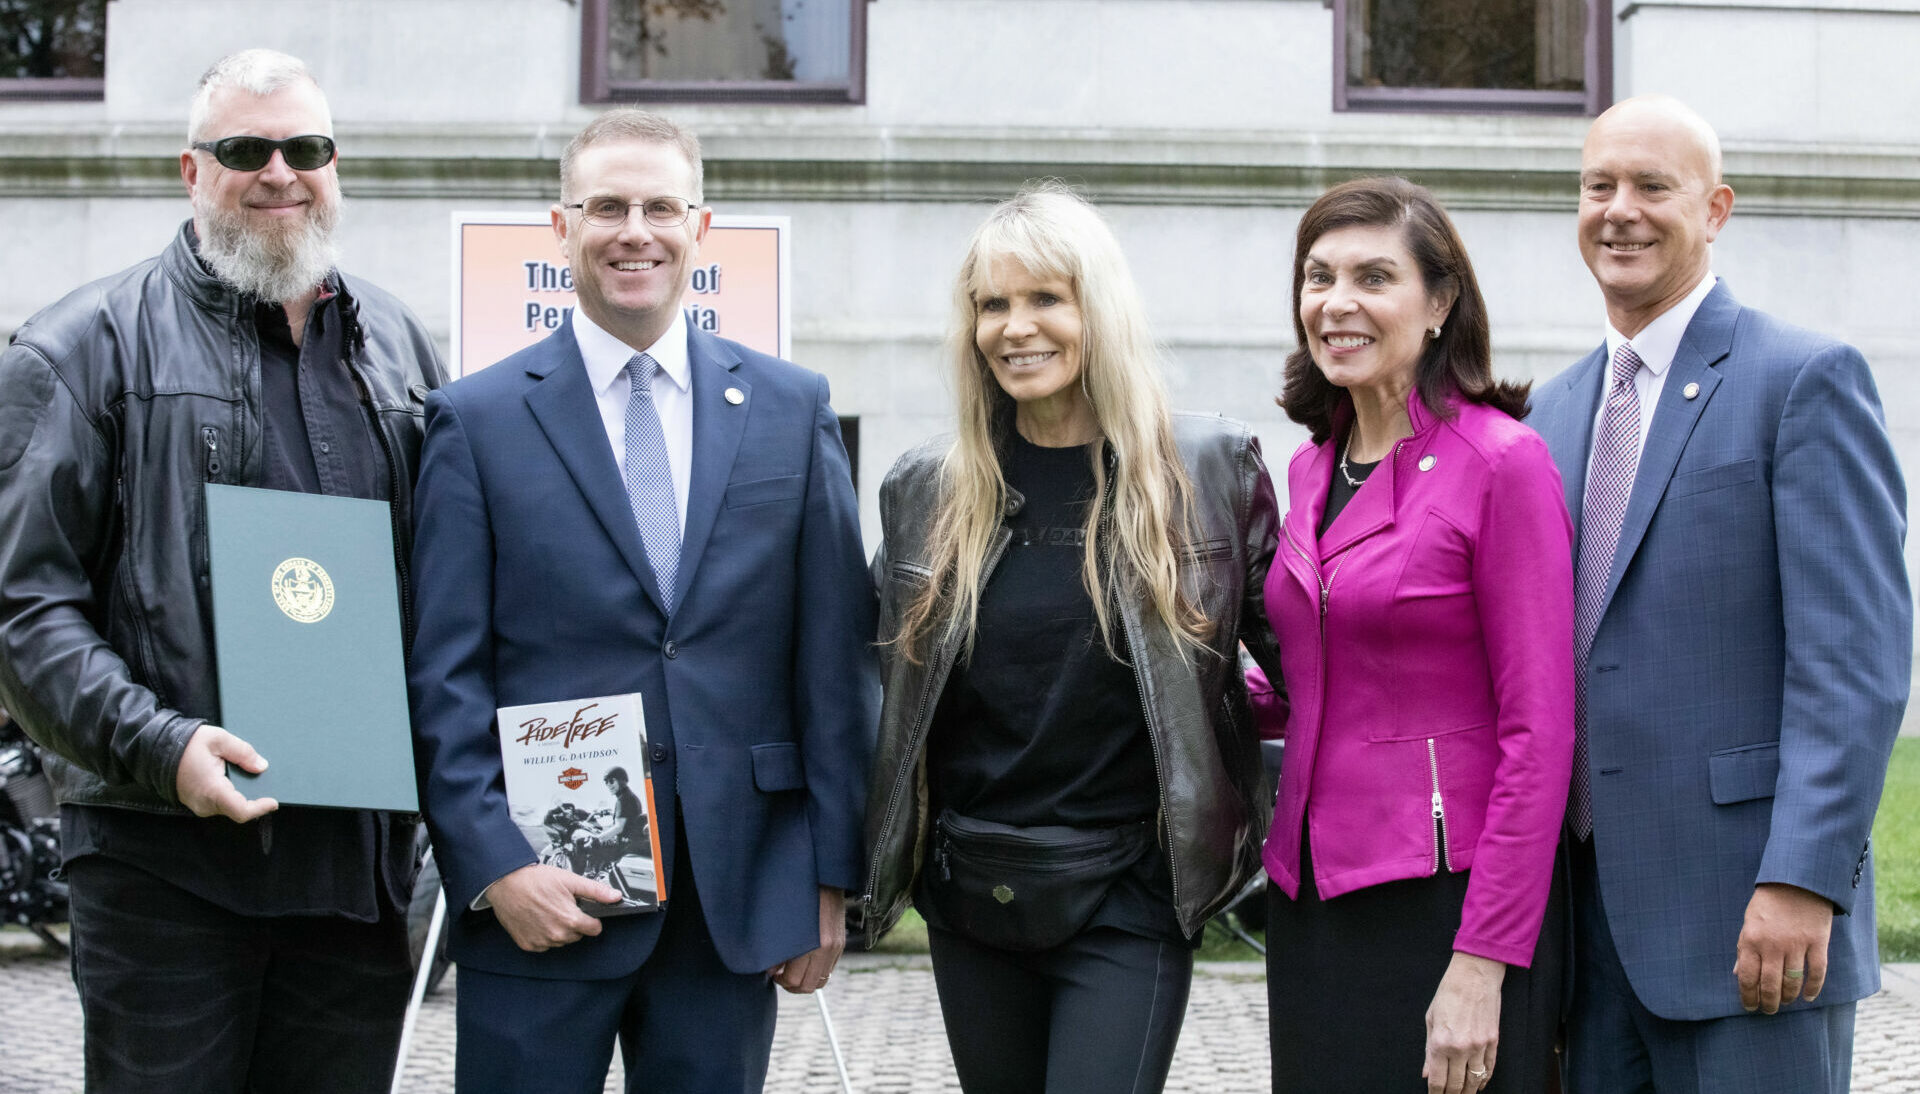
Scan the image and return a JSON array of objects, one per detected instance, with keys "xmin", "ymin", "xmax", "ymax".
[{"xmin": 496, "ymin": 692, "xmax": 667, "ymax": 916}]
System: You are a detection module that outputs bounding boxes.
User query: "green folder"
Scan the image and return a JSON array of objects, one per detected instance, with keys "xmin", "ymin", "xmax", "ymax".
[{"xmin": 205, "ymin": 484, "xmax": 418, "ymax": 811}]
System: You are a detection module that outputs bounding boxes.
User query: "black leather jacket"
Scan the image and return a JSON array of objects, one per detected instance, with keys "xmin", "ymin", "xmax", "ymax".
[
  {"xmin": 0, "ymin": 221, "xmax": 445, "ymax": 813},
  {"xmin": 859, "ymin": 412, "xmax": 1284, "ymax": 942}
]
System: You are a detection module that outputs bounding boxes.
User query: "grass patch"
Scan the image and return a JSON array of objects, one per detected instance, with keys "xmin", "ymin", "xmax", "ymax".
[
  {"xmin": 1876, "ymin": 737, "xmax": 1920, "ymax": 961},
  {"xmin": 866, "ymin": 908, "xmax": 929, "ymax": 955},
  {"xmin": 1196, "ymin": 913, "xmax": 1266, "ymax": 962}
]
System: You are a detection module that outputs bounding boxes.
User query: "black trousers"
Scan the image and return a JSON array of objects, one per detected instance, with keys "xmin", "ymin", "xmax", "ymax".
[
  {"xmin": 927, "ymin": 923, "xmax": 1194, "ymax": 1094},
  {"xmin": 1266, "ymin": 843, "xmax": 1567, "ymax": 1094},
  {"xmin": 65, "ymin": 853, "xmax": 412, "ymax": 1094}
]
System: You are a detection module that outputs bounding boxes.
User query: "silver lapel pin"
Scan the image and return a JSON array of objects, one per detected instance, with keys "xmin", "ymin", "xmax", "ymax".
[
  {"xmin": 1683, "ymin": 382, "xmax": 1700, "ymax": 400},
  {"xmin": 724, "ymin": 387, "xmax": 745, "ymax": 405},
  {"xmin": 1418, "ymin": 455, "xmax": 1437, "ymax": 472}
]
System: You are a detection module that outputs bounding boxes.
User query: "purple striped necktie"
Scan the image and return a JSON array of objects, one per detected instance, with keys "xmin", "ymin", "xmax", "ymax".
[
  {"xmin": 1570, "ymin": 342, "xmax": 1644, "ymax": 840},
  {"xmin": 622, "ymin": 352, "xmax": 680, "ymax": 610}
]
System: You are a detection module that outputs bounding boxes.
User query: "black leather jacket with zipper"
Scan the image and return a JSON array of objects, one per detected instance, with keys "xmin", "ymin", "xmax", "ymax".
[
  {"xmin": 858, "ymin": 412, "xmax": 1284, "ymax": 943},
  {"xmin": 0, "ymin": 221, "xmax": 445, "ymax": 814}
]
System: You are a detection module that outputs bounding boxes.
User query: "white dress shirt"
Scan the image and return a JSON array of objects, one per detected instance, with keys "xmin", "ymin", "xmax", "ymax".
[
  {"xmin": 573, "ymin": 306, "xmax": 693, "ymax": 533},
  {"xmin": 1587, "ymin": 270, "xmax": 1717, "ymax": 472}
]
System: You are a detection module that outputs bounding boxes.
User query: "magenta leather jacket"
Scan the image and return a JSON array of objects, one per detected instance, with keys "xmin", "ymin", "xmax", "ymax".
[{"xmin": 1261, "ymin": 390, "xmax": 1575, "ymax": 967}]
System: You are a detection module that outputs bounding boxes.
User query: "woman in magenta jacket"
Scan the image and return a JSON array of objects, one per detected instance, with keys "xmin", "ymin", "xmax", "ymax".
[{"xmin": 1261, "ymin": 177, "xmax": 1575, "ymax": 1094}]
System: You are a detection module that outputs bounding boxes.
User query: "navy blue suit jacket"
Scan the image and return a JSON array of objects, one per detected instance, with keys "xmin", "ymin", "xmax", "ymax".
[
  {"xmin": 1528, "ymin": 281, "xmax": 1909, "ymax": 1020},
  {"xmin": 407, "ymin": 320, "xmax": 879, "ymax": 980}
]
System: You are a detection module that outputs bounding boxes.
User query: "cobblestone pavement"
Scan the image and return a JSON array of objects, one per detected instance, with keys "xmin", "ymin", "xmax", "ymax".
[{"xmin": 3, "ymin": 939, "xmax": 1916, "ymax": 1093}]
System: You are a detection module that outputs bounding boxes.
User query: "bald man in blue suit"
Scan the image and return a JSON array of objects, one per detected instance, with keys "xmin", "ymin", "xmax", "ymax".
[
  {"xmin": 407, "ymin": 109, "xmax": 878, "ymax": 1093},
  {"xmin": 1528, "ymin": 96, "xmax": 1909, "ymax": 1094}
]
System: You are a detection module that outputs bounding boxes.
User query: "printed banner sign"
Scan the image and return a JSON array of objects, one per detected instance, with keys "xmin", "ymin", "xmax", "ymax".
[{"xmin": 450, "ymin": 211, "xmax": 791, "ymax": 377}]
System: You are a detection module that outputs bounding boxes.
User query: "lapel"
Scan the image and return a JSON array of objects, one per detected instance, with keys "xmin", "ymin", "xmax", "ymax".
[
  {"xmin": 1539, "ymin": 346, "xmax": 1606, "ymax": 546},
  {"xmin": 1600, "ymin": 283, "xmax": 1736, "ymax": 610},
  {"xmin": 1318, "ymin": 388, "xmax": 1445, "ymax": 558},
  {"xmin": 673, "ymin": 328, "xmax": 750, "ymax": 601},
  {"xmin": 1283, "ymin": 389, "xmax": 1438, "ymax": 591},
  {"xmin": 1279, "ymin": 440, "xmax": 1336, "ymax": 595},
  {"xmin": 523, "ymin": 322, "xmax": 666, "ymax": 610},
  {"xmin": 1317, "ymin": 446, "xmax": 1398, "ymax": 559}
]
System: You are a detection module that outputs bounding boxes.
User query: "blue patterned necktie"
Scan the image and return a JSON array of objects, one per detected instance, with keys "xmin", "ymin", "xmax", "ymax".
[
  {"xmin": 622, "ymin": 352, "xmax": 680, "ymax": 609},
  {"xmin": 1570, "ymin": 343, "xmax": 1645, "ymax": 840}
]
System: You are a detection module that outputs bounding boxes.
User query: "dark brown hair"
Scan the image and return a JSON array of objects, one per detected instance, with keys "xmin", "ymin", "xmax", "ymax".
[{"xmin": 1279, "ymin": 176, "xmax": 1528, "ymax": 443}]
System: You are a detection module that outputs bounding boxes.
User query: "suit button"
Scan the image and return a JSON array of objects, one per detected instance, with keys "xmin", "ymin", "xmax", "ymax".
[
  {"xmin": 663, "ymin": 640, "xmax": 678, "ymax": 659},
  {"xmin": 651, "ymin": 744, "xmax": 669, "ymax": 764}
]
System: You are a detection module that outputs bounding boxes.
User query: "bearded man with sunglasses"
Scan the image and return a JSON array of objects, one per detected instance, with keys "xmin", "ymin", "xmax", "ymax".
[{"xmin": 0, "ymin": 48, "xmax": 442, "ymax": 1093}]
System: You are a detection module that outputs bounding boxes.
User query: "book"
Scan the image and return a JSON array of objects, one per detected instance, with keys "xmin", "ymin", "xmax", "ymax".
[
  {"xmin": 496, "ymin": 692, "xmax": 666, "ymax": 915},
  {"xmin": 205, "ymin": 484, "xmax": 418, "ymax": 811}
]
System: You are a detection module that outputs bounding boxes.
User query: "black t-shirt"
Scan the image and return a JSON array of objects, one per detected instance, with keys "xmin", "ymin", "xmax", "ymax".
[
  {"xmin": 1320, "ymin": 440, "xmax": 1379, "ymax": 536},
  {"xmin": 921, "ymin": 432, "xmax": 1187, "ymax": 945},
  {"xmin": 927, "ymin": 434, "xmax": 1157, "ymax": 828}
]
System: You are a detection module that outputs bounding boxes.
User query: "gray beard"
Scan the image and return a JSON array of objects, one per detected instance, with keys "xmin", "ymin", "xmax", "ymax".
[{"xmin": 194, "ymin": 191, "xmax": 342, "ymax": 304}]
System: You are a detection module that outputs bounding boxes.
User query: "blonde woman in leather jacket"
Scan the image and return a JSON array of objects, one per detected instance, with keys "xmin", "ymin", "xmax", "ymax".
[{"xmin": 859, "ymin": 184, "xmax": 1283, "ymax": 1094}]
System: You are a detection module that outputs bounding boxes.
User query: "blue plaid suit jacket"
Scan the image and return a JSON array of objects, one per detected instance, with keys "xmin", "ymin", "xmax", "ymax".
[{"xmin": 1528, "ymin": 280, "xmax": 1910, "ymax": 1020}]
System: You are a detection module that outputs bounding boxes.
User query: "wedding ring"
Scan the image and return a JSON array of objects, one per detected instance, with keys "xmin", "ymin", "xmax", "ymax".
[
  {"xmin": 1467, "ymin": 1067, "xmax": 1489, "ymax": 1080},
  {"xmin": 1784, "ymin": 968, "xmax": 1806, "ymax": 979}
]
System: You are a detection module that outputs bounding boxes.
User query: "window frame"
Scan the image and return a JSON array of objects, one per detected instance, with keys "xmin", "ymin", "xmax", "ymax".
[
  {"xmin": 0, "ymin": 75, "xmax": 101, "ymax": 100},
  {"xmin": 1332, "ymin": 0, "xmax": 1611, "ymax": 115},
  {"xmin": 580, "ymin": 0, "xmax": 866, "ymax": 105}
]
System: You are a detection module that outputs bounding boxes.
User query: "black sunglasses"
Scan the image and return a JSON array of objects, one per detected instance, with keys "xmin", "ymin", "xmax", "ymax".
[{"xmin": 191, "ymin": 134, "xmax": 336, "ymax": 172}]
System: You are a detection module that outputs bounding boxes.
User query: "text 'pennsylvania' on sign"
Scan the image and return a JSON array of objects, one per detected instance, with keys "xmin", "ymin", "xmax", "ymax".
[{"xmin": 450, "ymin": 212, "xmax": 791, "ymax": 378}]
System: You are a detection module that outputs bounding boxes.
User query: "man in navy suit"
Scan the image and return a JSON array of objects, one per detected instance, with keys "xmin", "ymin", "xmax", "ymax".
[
  {"xmin": 407, "ymin": 109, "xmax": 878, "ymax": 1093},
  {"xmin": 1528, "ymin": 95, "xmax": 1909, "ymax": 1093}
]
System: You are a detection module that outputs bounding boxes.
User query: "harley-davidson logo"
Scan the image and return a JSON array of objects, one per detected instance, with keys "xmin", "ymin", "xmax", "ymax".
[
  {"xmin": 270, "ymin": 557, "xmax": 334, "ymax": 623},
  {"xmin": 558, "ymin": 767, "xmax": 589, "ymax": 791}
]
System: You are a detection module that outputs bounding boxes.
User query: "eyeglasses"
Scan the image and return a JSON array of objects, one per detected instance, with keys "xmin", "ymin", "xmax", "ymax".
[
  {"xmin": 191, "ymin": 134, "xmax": 336, "ymax": 172},
  {"xmin": 564, "ymin": 196, "xmax": 699, "ymax": 229}
]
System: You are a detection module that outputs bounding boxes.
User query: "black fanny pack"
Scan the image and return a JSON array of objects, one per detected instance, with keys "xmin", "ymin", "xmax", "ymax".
[{"xmin": 922, "ymin": 809, "xmax": 1153, "ymax": 952}]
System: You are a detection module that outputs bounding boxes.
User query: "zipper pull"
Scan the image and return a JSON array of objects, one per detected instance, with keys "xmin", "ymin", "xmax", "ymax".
[
  {"xmin": 1320, "ymin": 585, "xmax": 1330, "ymax": 616},
  {"xmin": 938, "ymin": 837, "xmax": 951, "ymax": 881},
  {"xmin": 202, "ymin": 427, "xmax": 221, "ymax": 480},
  {"xmin": 1431, "ymin": 789, "xmax": 1445, "ymax": 819}
]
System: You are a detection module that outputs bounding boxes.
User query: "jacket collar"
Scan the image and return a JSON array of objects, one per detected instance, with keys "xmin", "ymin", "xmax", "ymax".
[
  {"xmin": 1296, "ymin": 385, "xmax": 1457, "ymax": 559},
  {"xmin": 522, "ymin": 318, "xmax": 751, "ymax": 617}
]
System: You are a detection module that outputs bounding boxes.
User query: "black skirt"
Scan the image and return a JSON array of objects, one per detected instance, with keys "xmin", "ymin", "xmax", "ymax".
[{"xmin": 1266, "ymin": 836, "xmax": 1567, "ymax": 1093}]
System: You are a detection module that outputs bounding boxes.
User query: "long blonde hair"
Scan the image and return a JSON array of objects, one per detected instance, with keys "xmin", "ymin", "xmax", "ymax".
[{"xmin": 898, "ymin": 183, "xmax": 1208, "ymax": 662}]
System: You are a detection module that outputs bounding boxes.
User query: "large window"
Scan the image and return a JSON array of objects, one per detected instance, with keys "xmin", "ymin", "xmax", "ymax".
[
  {"xmin": 1336, "ymin": 0, "xmax": 1607, "ymax": 114},
  {"xmin": 582, "ymin": 0, "xmax": 865, "ymax": 104},
  {"xmin": 0, "ymin": 0, "xmax": 104, "ymax": 100}
]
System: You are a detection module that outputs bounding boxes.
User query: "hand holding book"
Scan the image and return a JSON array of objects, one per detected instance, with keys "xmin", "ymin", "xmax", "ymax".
[
  {"xmin": 483, "ymin": 863, "xmax": 625, "ymax": 953},
  {"xmin": 495, "ymin": 692, "xmax": 667, "ymax": 918}
]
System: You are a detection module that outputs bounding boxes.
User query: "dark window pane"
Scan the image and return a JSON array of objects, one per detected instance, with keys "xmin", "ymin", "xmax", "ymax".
[
  {"xmin": 837, "ymin": 416, "xmax": 859, "ymax": 493},
  {"xmin": 0, "ymin": 0, "xmax": 106, "ymax": 80},
  {"xmin": 1347, "ymin": 0, "xmax": 1586, "ymax": 92},
  {"xmin": 606, "ymin": 0, "xmax": 849, "ymax": 84}
]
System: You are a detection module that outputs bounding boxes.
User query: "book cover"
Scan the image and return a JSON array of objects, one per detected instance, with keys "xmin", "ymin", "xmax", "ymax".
[
  {"xmin": 205, "ymin": 484, "xmax": 417, "ymax": 811},
  {"xmin": 496, "ymin": 692, "xmax": 666, "ymax": 915}
]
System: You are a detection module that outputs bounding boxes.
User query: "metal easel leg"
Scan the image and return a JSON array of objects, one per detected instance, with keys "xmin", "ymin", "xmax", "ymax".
[
  {"xmin": 814, "ymin": 986, "xmax": 856, "ymax": 1094},
  {"xmin": 390, "ymin": 879, "xmax": 448, "ymax": 1094}
]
